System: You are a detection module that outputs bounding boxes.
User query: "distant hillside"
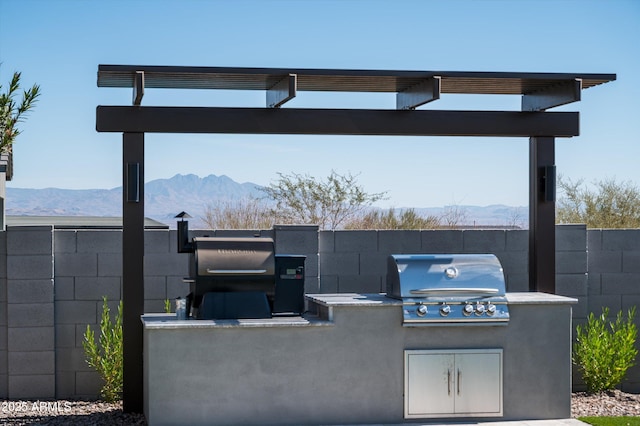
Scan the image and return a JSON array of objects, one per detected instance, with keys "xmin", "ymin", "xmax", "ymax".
[
  {"xmin": 413, "ymin": 205, "xmax": 528, "ymax": 229},
  {"xmin": 6, "ymin": 174, "xmax": 527, "ymax": 228},
  {"xmin": 6, "ymin": 174, "xmax": 263, "ymax": 228}
]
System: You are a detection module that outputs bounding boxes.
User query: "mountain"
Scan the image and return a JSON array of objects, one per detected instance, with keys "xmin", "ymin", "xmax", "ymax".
[
  {"xmin": 412, "ymin": 205, "xmax": 528, "ymax": 229},
  {"xmin": 6, "ymin": 174, "xmax": 263, "ymax": 228},
  {"xmin": 6, "ymin": 174, "xmax": 527, "ymax": 228}
]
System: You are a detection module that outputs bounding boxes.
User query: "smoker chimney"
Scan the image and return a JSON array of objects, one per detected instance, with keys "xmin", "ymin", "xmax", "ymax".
[{"xmin": 175, "ymin": 211, "xmax": 194, "ymax": 253}]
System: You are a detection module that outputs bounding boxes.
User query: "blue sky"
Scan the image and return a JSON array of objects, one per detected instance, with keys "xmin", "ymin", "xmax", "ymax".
[{"xmin": 1, "ymin": 0, "xmax": 638, "ymax": 208}]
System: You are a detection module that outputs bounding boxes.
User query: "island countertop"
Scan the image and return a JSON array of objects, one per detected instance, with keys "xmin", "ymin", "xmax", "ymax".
[{"xmin": 305, "ymin": 292, "xmax": 578, "ymax": 307}]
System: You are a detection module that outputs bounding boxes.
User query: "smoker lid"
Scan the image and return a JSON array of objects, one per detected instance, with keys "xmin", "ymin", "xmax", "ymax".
[
  {"xmin": 386, "ymin": 254, "xmax": 506, "ymax": 300},
  {"xmin": 193, "ymin": 237, "xmax": 275, "ymax": 277}
]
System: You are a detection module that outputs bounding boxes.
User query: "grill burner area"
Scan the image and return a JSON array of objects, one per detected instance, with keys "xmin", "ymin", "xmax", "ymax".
[{"xmin": 386, "ymin": 254, "xmax": 509, "ymax": 325}]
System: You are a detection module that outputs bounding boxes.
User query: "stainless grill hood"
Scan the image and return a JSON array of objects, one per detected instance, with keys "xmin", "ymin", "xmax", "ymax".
[{"xmin": 386, "ymin": 254, "xmax": 509, "ymax": 325}]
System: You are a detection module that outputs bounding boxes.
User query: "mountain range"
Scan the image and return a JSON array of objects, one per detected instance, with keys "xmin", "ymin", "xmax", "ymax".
[{"xmin": 6, "ymin": 174, "xmax": 527, "ymax": 228}]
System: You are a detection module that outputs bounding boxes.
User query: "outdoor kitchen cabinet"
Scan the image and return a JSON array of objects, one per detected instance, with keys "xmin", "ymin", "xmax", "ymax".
[
  {"xmin": 143, "ymin": 294, "xmax": 575, "ymax": 425},
  {"xmin": 404, "ymin": 348, "xmax": 503, "ymax": 419}
]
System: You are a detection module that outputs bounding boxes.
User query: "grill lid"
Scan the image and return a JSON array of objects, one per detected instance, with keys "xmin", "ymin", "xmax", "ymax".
[
  {"xmin": 386, "ymin": 254, "xmax": 506, "ymax": 300},
  {"xmin": 193, "ymin": 237, "xmax": 275, "ymax": 277}
]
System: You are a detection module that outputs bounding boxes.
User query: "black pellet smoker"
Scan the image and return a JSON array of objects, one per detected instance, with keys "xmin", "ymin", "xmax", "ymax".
[{"xmin": 175, "ymin": 213, "xmax": 305, "ymax": 320}]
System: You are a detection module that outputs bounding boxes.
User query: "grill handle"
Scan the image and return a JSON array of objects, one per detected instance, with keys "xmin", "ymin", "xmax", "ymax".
[
  {"xmin": 205, "ymin": 269, "xmax": 268, "ymax": 275},
  {"xmin": 409, "ymin": 287, "xmax": 499, "ymax": 295}
]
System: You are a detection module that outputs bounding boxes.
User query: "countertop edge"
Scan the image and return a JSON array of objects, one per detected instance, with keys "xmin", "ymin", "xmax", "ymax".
[
  {"xmin": 505, "ymin": 292, "xmax": 579, "ymax": 305},
  {"xmin": 141, "ymin": 313, "xmax": 333, "ymax": 329},
  {"xmin": 306, "ymin": 292, "xmax": 578, "ymax": 306}
]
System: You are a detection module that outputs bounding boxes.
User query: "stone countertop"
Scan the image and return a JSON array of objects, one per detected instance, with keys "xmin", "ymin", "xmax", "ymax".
[
  {"xmin": 142, "ymin": 292, "xmax": 577, "ymax": 329},
  {"xmin": 306, "ymin": 292, "xmax": 578, "ymax": 306},
  {"xmin": 305, "ymin": 293, "xmax": 401, "ymax": 306},
  {"xmin": 141, "ymin": 313, "xmax": 333, "ymax": 329},
  {"xmin": 505, "ymin": 292, "xmax": 578, "ymax": 305}
]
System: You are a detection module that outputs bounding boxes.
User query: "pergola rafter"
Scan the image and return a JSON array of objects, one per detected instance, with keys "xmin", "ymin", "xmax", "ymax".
[{"xmin": 95, "ymin": 64, "xmax": 615, "ymax": 413}]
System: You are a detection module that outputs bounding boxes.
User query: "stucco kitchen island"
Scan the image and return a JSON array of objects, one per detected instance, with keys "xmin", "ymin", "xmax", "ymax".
[{"xmin": 142, "ymin": 292, "xmax": 577, "ymax": 425}]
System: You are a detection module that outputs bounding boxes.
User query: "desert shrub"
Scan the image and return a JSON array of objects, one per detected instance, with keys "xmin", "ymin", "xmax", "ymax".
[
  {"xmin": 345, "ymin": 207, "xmax": 440, "ymax": 229},
  {"xmin": 557, "ymin": 176, "xmax": 640, "ymax": 228},
  {"xmin": 573, "ymin": 307, "xmax": 637, "ymax": 393},
  {"xmin": 202, "ymin": 198, "xmax": 280, "ymax": 229},
  {"xmin": 82, "ymin": 297, "xmax": 123, "ymax": 402},
  {"xmin": 260, "ymin": 171, "xmax": 387, "ymax": 230}
]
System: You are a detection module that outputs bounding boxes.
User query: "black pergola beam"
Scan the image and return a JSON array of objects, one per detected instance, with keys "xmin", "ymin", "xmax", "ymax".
[{"xmin": 97, "ymin": 106, "xmax": 580, "ymax": 137}]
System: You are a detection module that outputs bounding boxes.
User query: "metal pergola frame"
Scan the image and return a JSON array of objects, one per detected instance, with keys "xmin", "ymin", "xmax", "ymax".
[{"xmin": 95, "ymin": 65, "xmax": 615, "ymax": 413}]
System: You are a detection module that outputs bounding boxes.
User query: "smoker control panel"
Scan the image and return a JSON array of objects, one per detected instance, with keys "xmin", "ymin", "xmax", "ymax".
[{"xmin": 279, "ymin": 266, "xmax": 304, "ymax": 280}]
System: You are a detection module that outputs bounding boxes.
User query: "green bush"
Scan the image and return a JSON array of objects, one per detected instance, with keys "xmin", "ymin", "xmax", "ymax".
[
  {"xmin": 573, "ymin": 306, "xmax": 637, "ymax": 393},
  {"xmin": 82, "ymin": 296, "xmax": 123, "ymax": 402}
]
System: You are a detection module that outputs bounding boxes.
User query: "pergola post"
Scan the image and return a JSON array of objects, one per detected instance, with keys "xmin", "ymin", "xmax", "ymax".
[
  {"xmin": 529, "ymin": 136, "xmax": 556, "ymax": 293},
  {"xmin": 122, "ymin": 132, "xmax": 144, "ymax": 412}
]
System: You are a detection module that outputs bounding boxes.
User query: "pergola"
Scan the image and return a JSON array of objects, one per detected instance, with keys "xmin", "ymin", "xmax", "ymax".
[{"xmin": 95, "ymin": 65, "xmax": 615, "ymax": 412}]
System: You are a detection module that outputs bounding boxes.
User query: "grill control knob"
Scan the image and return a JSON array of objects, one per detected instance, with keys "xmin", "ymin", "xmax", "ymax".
[
  {"xmin": 486, "ymin": 303, "xmax": 497, "ymax": 316},
  {"xmin": 463, "ymin": 303, "xmax": 474, "ymax": 316},
  {"xmin": 475, "ymin": 303, "xmax": 486, "ymax": 316},
  {"xmin": 440, "ymin": 304, "xmax": 451, "ymax": 317},
  {"xmin": 416, "ymin": 304, "xmax": 428, "ymax": 317},
  {"xmin": 444, "ymin": 267, "xmax": 459, "ymax": 279}
]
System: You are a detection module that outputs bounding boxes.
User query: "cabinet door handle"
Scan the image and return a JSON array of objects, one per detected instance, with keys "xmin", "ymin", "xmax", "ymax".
[
  {"xmin": 447, "ymin": 369, "xmax": 451, "ymax": 395},
  {"xmin": 457, "ymin": 369, "xmax": 461, "ymax": 396}
]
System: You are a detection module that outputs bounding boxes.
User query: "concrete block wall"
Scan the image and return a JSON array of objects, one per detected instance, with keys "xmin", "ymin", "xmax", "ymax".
[
  {"xmin": 318, "ymin": 225, "xmax": 585, "ymax": 293},
  {"xmin": 0, "ymin": 229, "xmax": 6, "ymax": 397},
  {"xmin": 555, "ymin": 225, "xmax": 589, "ymax": 318},
  {"xmin": 583, "ymin": 229, "xmax": 640, "ymax": 392},
  {"xmin": 4, "ymin": 226, "xmax": 55, "ymax": 399},
  {"xmin": 53, "ymin": 228, "xmax": 191, "ymax": 399},
  {"xmin": 0, "ymin": 223, "xmax": 639, "ymax": 399}
]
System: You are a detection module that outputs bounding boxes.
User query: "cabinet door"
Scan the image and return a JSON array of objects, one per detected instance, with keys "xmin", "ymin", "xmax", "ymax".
[
  {"xmin": 454, "ymin": 351, "xmax": 502, "ymax": 416},
  {"xmin": 405, "ymin": 353, "xmax": 455, "ymax": 417},
  {"xmin": 404, "ymin": 349, "xmax": 503, "ymax": 419}
]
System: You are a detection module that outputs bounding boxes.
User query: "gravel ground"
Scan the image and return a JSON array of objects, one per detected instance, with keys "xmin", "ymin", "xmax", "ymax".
[
  {"xmin": 0, "ymin": 391, "xmax": 638, "ymax": 425},
  {"xmin": 572, "ymin": 390, "xmax": 640, "ymax": 418},
  {"xmin": 0, "ymin": 400, "xmax": 145, "ymax": 425}
]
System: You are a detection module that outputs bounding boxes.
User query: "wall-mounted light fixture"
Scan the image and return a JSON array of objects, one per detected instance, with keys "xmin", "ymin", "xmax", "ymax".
[
  {"xmin": 541, "ymin": 165, "xmax": 556, "ymax": 202},
  {"xmin": 126, "ymin": 163, "xmax": 140, "ymax": 203}
]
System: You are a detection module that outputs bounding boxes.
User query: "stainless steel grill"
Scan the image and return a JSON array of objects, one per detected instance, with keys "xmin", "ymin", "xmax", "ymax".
[{"xmin": 386, "ymin": 254, "xmax": 509, "ymax": 325}]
